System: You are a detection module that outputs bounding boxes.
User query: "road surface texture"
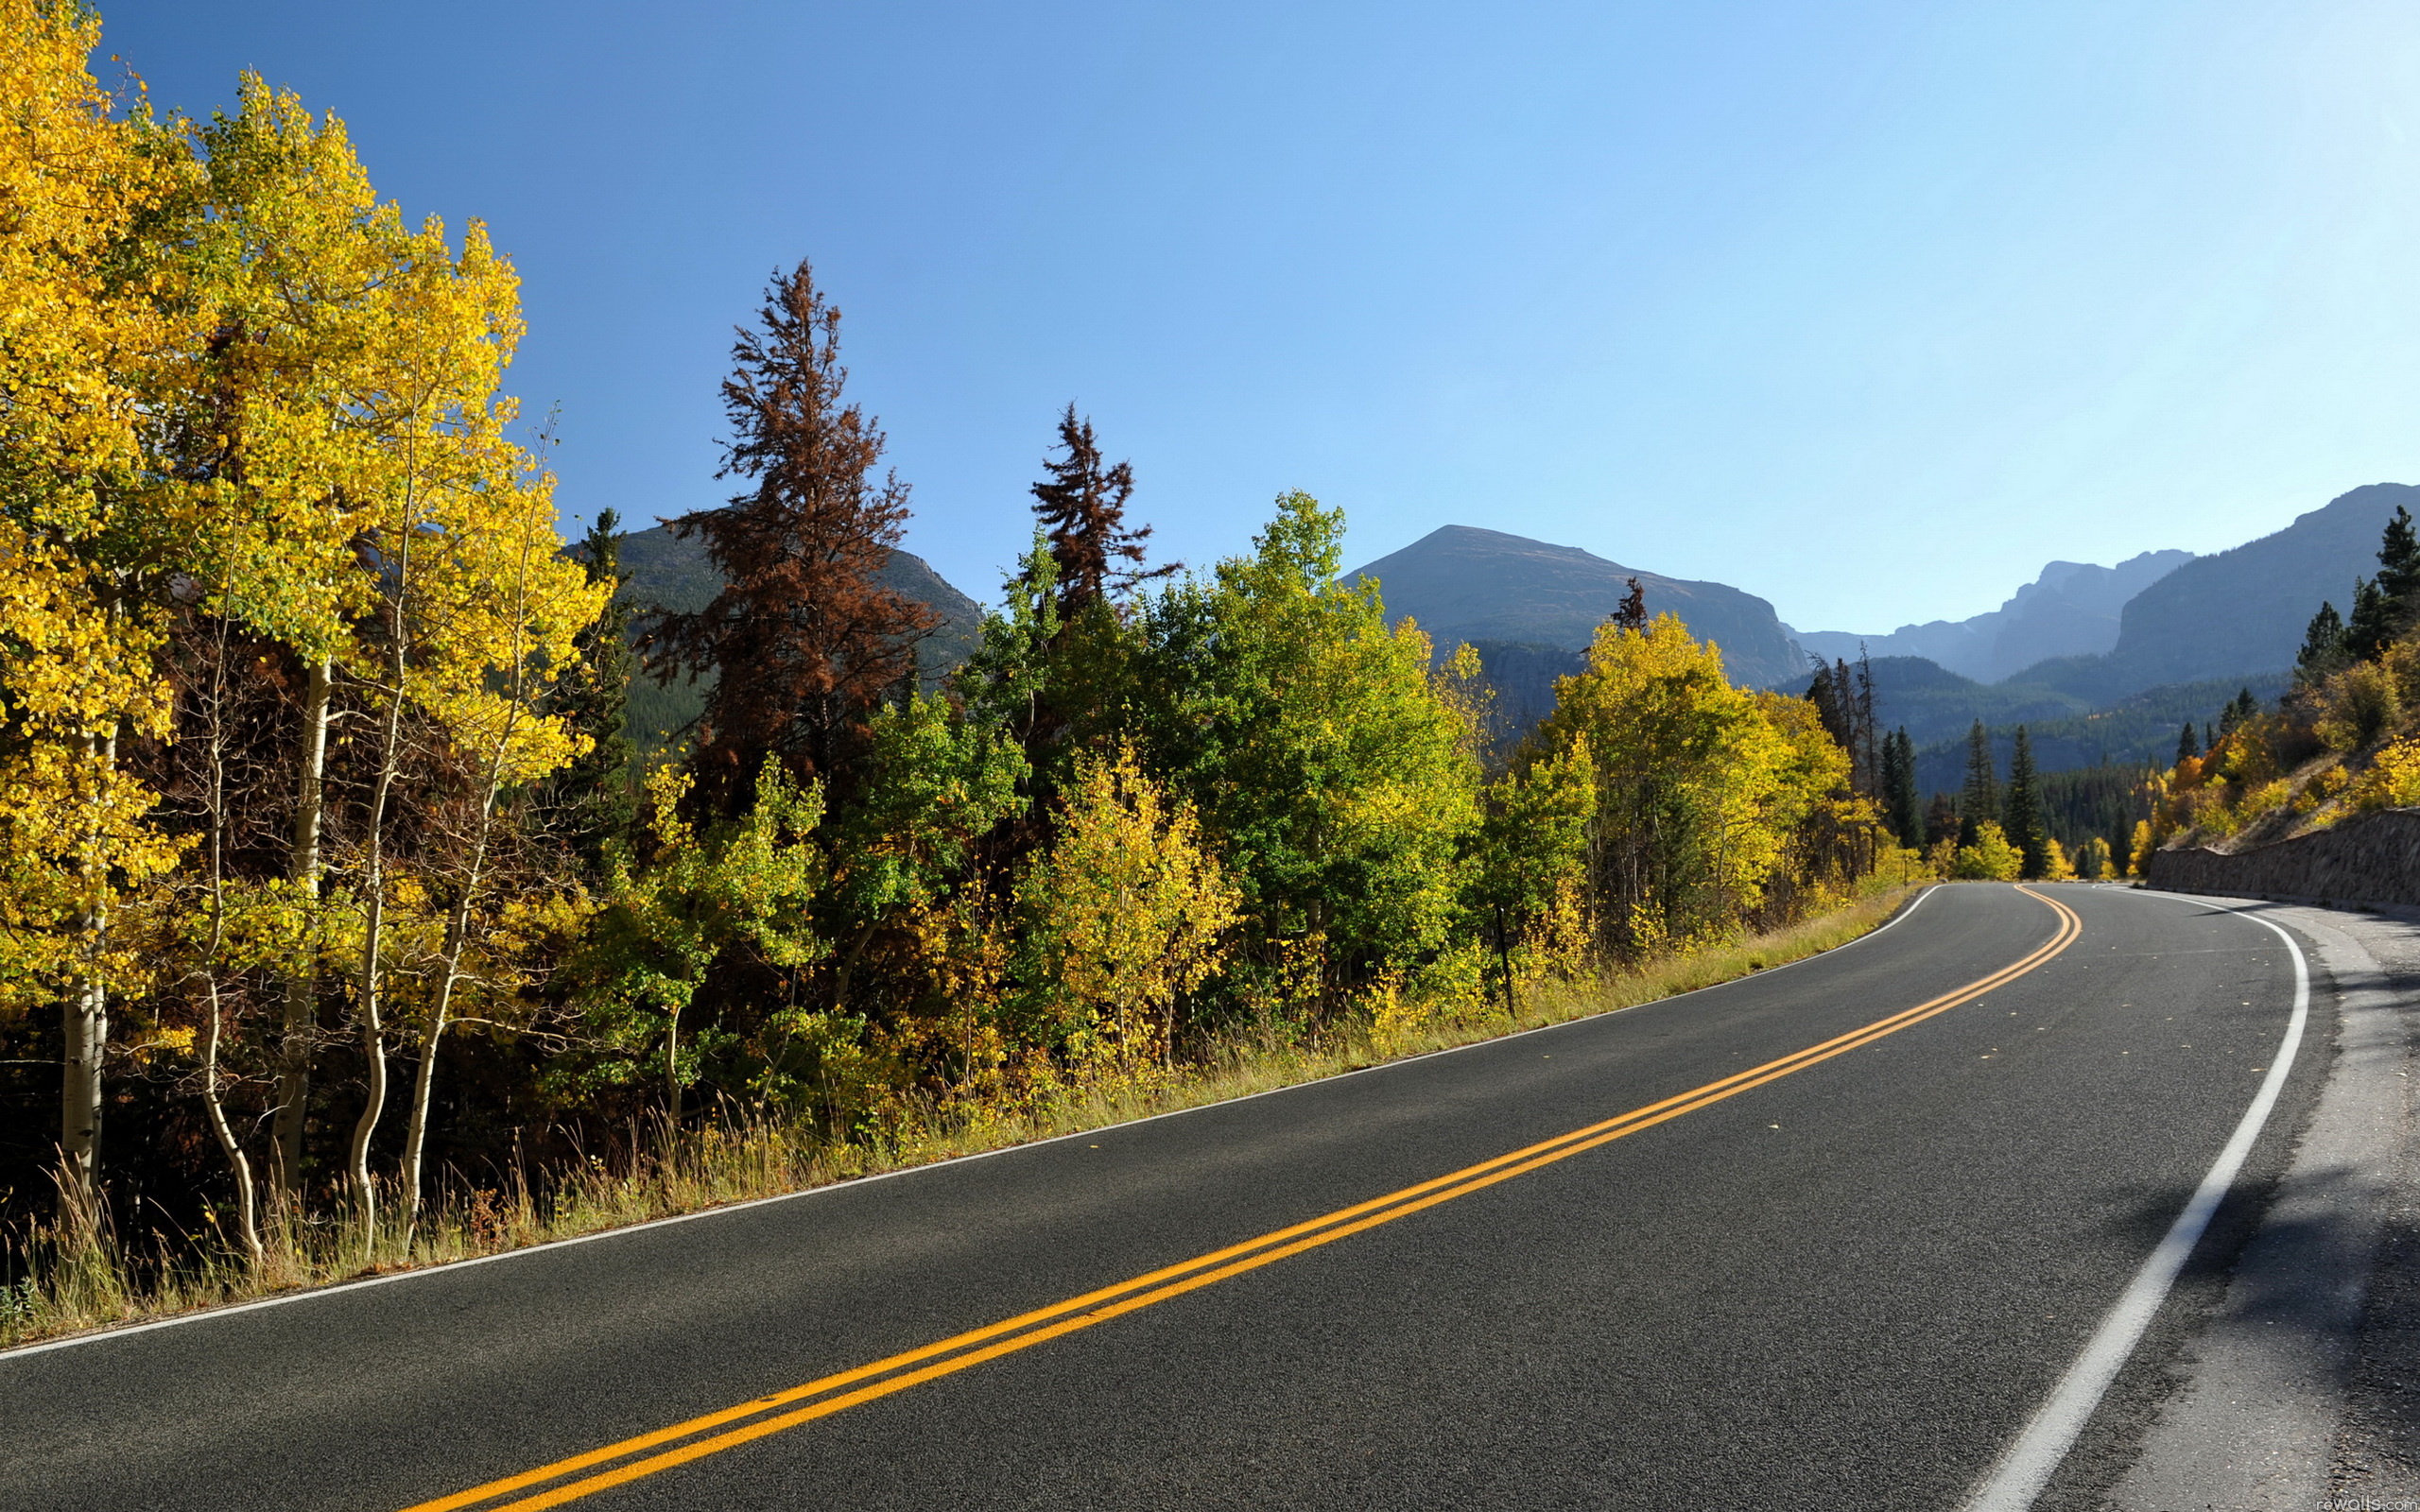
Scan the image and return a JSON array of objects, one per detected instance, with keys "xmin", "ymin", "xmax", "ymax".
[{"xmin": 0, "ymin": 884, "xmax": 2339, "ymax": 1510}]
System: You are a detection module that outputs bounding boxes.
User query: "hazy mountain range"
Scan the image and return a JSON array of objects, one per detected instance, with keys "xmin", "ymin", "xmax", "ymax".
[{"xmin": 1792, "ymin": 550, "xmax": 2194, "ymax": 684}]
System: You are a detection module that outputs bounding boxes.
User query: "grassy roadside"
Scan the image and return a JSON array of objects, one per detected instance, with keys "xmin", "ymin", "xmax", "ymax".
[{"xmin": 1, "ymin": 878, "xmax": 1925, "ymax": 1352}]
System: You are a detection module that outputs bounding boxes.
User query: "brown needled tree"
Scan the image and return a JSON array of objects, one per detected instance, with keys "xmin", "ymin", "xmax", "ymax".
[
  {"xmin": 648, "ymin": 260, "xmax": 937, "ymax": 813},
  {"xmin": 1028, "ymin": 404, "xmax": 1175, "ymax": 619},
  {"xmin": 1611, "ymin": 576, "xmax": 1648, "ymax": 633}
]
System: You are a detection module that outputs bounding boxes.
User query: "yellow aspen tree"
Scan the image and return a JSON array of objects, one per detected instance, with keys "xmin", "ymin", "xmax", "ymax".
[
  {"xmin": 1017, "ymin": 742, "xmax": 1240, "ymax": 1073},
  {"xmin": 332, "ymin": 206, "xmax": 601, "ymax": 1238},
  {"xmin": 159, "ymin": 76, "xmax": 410, "ymax": 1189},
  {"xmin": 150, "ymin": 74, "xmax": 400, "ymax": 1193},
  {"xmin": 1537, "ymin": 613, "xmax": 1804, "ymax": 955},
  {"xmin": 395, "ymin": 421, "xmax": 607, "ymax": 1226},
  {"xmin": 0, "ymin": 0, "xmax": 186, "ymax": 1219}
]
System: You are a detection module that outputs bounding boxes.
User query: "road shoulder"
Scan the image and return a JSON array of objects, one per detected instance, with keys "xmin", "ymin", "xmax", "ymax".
[{"xmin": 2106, "ymin": 900, "xmax": 2415, "ymax": 1510}]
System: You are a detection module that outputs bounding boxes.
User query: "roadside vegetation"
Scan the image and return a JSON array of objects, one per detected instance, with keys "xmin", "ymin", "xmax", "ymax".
[{"xmin": 3, "ymin": 3, "xmax": 1934, "ymax": 1345}]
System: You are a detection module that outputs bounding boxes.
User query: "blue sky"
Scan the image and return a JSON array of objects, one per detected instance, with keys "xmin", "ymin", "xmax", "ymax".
[{"xmin": 101, "ymin": 2, "xmax": 2420, "ymax": 633}]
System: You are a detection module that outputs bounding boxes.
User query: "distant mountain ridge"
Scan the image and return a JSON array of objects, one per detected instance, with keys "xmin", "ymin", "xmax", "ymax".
[
  {"xmin": 1344, "ymin": 525, "xmax": 1804, "ymax": 690},
  {"xmin": 1793, "ymin": 550, "xmax": 2192, "ymax": 683}
]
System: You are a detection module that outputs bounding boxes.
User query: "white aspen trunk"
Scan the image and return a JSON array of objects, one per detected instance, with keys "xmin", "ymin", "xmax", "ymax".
[
  {"xmin": 348, "ymin": 547, "xmax": 413, "ymax": 1249},
  {"xmin": 194, "ymin": 629, "xmax": 265, "ymax": 1263},
  {"xmin": 399, "ymin": 505, "xmax": 544, "ymax": 1228},
  {"xmin": 200, "ymin": 975, "xmax": 263, "ymax": 1264},
  {"xmin": 59, "ymin": 963, "xmax": 105, "ymax": 1232},
  {"xmin": 400, "ymin": 826, "xmax": 487, "ymax": 1228},
  {"xmin": 58, "ymin": 729, "xmax": 115, "ymax": 1233},
  {"xmin": 270, "ymin": 655, "xmax": 331, "ymax": 1194}
]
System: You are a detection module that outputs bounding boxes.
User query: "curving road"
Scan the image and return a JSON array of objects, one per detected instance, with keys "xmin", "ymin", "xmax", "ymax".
[{"xmin": 0, "ymin": 883, "xmax": 2325, "ymax": 1511}]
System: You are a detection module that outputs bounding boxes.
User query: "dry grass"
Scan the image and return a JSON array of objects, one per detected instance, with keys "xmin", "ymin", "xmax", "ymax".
[{"xmin": 0, "ymin": 879, "xmax": 1922, "ymax": 1351}]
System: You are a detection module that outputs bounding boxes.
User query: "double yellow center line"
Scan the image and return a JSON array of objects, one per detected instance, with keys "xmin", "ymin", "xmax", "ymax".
[{"xmin": 406, "ymin": 885, "xmax": 2081, "ymax": 1512}]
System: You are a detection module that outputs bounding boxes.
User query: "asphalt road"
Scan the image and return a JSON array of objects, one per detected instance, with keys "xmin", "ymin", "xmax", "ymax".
[{"xmin": 0, "ymin": 883, "xmax": 2325, "ymax": 1511}]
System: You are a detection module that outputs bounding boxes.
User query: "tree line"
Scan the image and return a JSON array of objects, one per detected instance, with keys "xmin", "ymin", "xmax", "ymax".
[{"xmin": 0, "ymin": 8, "xmax": 1896, "ymax": 1290}]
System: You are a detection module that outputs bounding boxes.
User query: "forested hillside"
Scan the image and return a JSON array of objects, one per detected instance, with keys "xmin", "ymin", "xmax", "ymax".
[{"xmin": 0, "ymin": 8, "xmax": 1909, "ymax": 1341}]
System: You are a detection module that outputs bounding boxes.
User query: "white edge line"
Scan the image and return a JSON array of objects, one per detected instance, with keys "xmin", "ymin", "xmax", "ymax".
[
  {"xmin": 1959, "ymin": 890, "xmax": 2312, "ymax": 1512},
  {"xmin": 0, "ymin": 884, "xmax": 1941, "ymax": 1364}
]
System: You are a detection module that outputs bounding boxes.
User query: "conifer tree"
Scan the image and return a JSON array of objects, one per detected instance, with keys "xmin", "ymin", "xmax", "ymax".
[
  {"xmin": 1028, "ymin": 404, "xmax": 1171, "ymax": 621},
  {"xmin": 2298, "ymin": 600, "xmax": 2350, "ymax": 684},
  {"xmin": 1611, "ymin": 577, "xmax": 1648, "ymax": 633},
  {"xmin": 1924, "ymin": 791, "xmax": 1959, "ymax": 849},
  {"xmin": 2176, "ymin": 722, "xmax": 2200, "ymax": 763},
  {"xmin": 2002, "ymin": 726, "xmax": 2048, "ymax": 879},
  {"xmin": 1958, "ymin": 722, "xmax": 1996, "ymax": 846},
  {"xmin": 545, "ymin": 508, "xmax": 639, "ymax": 874},
  {"xmin": 648, "ymin": 260, "xmax": 937, "ymax": 814},
  {"xmin": 2379, "ymin": 506, "xmax": 2420, "ymax": 628},
  {"xmin": 1880, "ymin": 727, "xmax": 1922, "ymax": 848},
  {"xmin": 2348, "ymin": 576, "xmax": 2394, "ymax": 662}
]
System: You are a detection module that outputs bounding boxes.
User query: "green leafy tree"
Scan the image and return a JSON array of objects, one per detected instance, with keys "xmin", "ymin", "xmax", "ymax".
[
  {"xmin": 1468, "ymin": 732, "xmax": 1593, "ymax": 1014},
  {"xmin": 571, "ymin": 762, "xmax": 828, "ymax": 1121},
  {"xmin": 1134, "ymin": 492, "xmax": 1482, "ymax": 1016}
]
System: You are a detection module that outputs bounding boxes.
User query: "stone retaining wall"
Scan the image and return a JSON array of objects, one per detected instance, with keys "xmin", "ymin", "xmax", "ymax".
[{"xmin": 2146, "ymin": 808, "xmax": 2420, "ymax": 906}]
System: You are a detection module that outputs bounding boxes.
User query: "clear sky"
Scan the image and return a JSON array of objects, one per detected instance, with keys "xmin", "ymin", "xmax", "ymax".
[{"xmin": 98, "ymin": 1, "xmax": 2420, "ymax": 633}]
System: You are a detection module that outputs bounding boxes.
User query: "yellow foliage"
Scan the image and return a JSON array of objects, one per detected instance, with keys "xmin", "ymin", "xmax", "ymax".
[
  {"xmin": 2351, "ymin": 736, "xmax": 2420, "ymax": 813},
  {"xmin": 0, "ymin": 6, "xmax": 187, "ymax": 1007},
  {"xmin": 2076, "ymin": 836, "xmax": 2113, "ymax": 881},
  {"xmin": 1019, "ymin": 743, "xmax": 1241, "ymax": 1072},
  {"xmin": 1539, "ymin": 612, "xmax": 1843, "ymax": 953},
  {"xmin": 1952, "ymin": 822, "xmax": 2023, "ymax": 881},
  {"xmin": 2040, "ymin": 837, "xmax": 2076, "ymax": 882},
  {"xmin": 2128, "ymin": 819, "xmax": 2156, "ymax": 875}
]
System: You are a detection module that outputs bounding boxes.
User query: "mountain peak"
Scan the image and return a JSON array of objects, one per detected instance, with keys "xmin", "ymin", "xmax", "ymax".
[{"xmin": 1346, "ymin": 524, "xmax": 1800, "ymax": 687}]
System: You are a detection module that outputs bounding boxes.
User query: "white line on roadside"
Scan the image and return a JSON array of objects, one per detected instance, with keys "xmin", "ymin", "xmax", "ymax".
[
  {"xmin": 0, "ymin": 885, "xmax": 1942, "ymax": 1364},
  {"xmin": 1959, "ymin": 892, "xmax": 2311, "ymax": 1512}
]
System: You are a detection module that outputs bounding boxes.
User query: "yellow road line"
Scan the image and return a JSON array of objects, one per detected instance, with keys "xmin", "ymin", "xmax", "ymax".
[{"xmin": 404, "ymin": 885, "xmax": 2081, "ymax": 1512}]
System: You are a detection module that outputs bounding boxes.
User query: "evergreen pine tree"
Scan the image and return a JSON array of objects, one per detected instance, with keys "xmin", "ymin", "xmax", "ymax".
[
  {"xmin": 2002, "ymin": 726, "xmax": 2047, "ymax": 879},
  {"xmin": 545, "ymin": 508, "xmax": 639, "ymax": 872},
  {"xmin": 2297, "ymin": 600, "xmax": 2350, "ymax": 684},
  {"xmin": 1958, "ymin": 721, "xmax": 1996, "ymax": 846},
  {"xmin": 648, "ymin": 259, "xmax": 939, "ymax": 814},
  {"xmin": 2176, "ymin": 722, "xmax": 2200, "ymax": 763},
  {"xmin": 2215, "ymin": 687, "xmax": 2260, "ymax": 741},
  {"xmin": 1925, "ymin": 791, "xmax": 1960, "ymax": 849},
  {"xmin": 1028, "ymin": 404, "xmax": 1172, "ymax": 621},
  {"xmin": 2379, "ymin": 505, "xmax": 2420, "ymax": 628},
  {"xmin": 2348, "ymin": 576, "xmax": 2394, "ymax": 662},
  {"xmin": 1611, "ymin": 576, "xmax": 1648, "ymax": 633},
  {"xmin": 1882, "ymin": 727, "xmax": 1922, "ymax": 848}
]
